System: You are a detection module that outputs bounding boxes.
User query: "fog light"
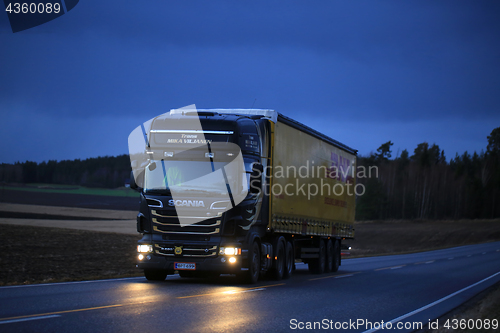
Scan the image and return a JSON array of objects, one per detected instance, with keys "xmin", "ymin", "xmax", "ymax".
[
  {"xmin": 229, "ymin": 257, "xmax": 237, "ymax": 264},
  {"xmin": 138, "ymin": 254, "xmax": 144, "ymax": 260}
]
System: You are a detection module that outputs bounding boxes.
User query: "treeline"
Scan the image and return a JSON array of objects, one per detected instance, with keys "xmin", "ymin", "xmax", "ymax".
[
  {"xmin": 356, "ymin": 127, "xmax": 500, "ymax": 220},
  {"xmin": 0, "ymin": 155, "xmax": 131, "ymax": 189}
]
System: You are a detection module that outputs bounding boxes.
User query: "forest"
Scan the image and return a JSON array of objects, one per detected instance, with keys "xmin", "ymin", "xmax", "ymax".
[
  {"xmin": 1, "ymin": 127, "xmax": 499, "ymax": 220},
  {"xmin": 0, "ymin": 155, "xmax": 131, "ymax": 189},
  {"xmin": 356, "ymin": 127, "xmax": 500, "ymax": 220}
]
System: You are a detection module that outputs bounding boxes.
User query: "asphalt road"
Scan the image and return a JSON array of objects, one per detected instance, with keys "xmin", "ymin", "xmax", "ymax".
[{"xmin": 1, "ymin": 242, "xmax": 499, "ymax": 333}]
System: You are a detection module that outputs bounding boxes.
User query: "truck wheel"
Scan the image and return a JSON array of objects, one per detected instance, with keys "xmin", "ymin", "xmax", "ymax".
[
  {"xmin": 325, "ymin": 239, "xmax": 334, "ymax": 273},
  {"xmin": 308, "ymin": 239, "xmax": 326, "ymax": 274},
  {"xmin": 144, "ymin": 269, "xmax": 167, "ymax": 281},
  {"xmin": 242, "ymin": 241, "xmax": 260, "ymax": 284},
  {"xmin": 271, "ymin": 237, "xmax": 286, "ymax": 280},
  {"xmin": 332, "ymin": 240, "xmax": 340, "ymax": 273},
  {"xmin": 283, "ymin": 241, "xmax": 294, "ymax": 279}
]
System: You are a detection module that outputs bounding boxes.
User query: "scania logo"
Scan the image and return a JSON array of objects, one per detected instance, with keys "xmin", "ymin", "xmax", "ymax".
[{"xmin": 168, "ymin": 199, "xmax": 205, "ymax": 207}]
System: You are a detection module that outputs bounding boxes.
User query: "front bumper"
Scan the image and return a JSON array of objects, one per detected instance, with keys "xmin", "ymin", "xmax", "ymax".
[{"xmin": 137, "ymin": 254, "xmax": 246, "ymax": 274}]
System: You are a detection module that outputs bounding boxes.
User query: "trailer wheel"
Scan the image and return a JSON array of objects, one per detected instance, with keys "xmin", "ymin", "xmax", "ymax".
[
  {"xmin": 241, "ymin": 241, "xmax": 260, "ymax": 284},
  {"xmin": 144, "ymin": 269, "xmax": 167, "ymax": 281},
  {"xmin": 308, "ymin": 239, "xmax": 326, "ymax": 274},
  {"xmin": 332, "ymin": 240, "xmax": 340, "ymax": 272},
  {"xmin": 325, "ymin": 239, "xmax": 334, "ymax": 273},
  {"xmin": 271, "ymin": 237, "xmax": 286, "ymax": 280},
  {"xmin": 283, "ymin": 241, "xmax": 294, "ymax": 279}
]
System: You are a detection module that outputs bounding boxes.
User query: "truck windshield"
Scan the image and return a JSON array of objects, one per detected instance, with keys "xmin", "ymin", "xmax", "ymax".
[{"xmin": 144, "ymin": 160, "xmax": 244, "ymax": 197}]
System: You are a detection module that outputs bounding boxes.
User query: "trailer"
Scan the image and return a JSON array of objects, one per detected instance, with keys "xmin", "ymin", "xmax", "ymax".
[{"xmin": 129, "ymin": 108, "xmax": 356, "ymax": 283}]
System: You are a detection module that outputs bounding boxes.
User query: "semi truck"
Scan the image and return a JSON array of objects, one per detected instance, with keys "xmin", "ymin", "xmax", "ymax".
[{"xmin": 129, "ymin": 108, "xmax": 356, "ymax": 283}]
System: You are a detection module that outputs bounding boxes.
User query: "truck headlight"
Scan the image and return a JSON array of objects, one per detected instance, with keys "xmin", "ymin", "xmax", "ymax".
[
  {"xmin": 137, "ymin": 244, "xmax": 153, "ymax": 253},
  {"xmin": 219, "ymin": 247, "xmax": 241, "ymax": 255}
]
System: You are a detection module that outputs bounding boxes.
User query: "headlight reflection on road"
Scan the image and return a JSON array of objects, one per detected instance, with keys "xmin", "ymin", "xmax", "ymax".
[{"xmin": 192, "ymin": 286, "xmax": 263, "ymax": 332}]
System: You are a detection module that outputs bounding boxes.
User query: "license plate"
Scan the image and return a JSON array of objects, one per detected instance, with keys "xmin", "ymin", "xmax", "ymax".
[{"xmin": 175, "ymin": 262, "xmax": 196, "ymax": 270}]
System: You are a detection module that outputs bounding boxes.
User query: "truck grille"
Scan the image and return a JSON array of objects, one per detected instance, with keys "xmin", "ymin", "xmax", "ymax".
[
  {"xmin": 154, "ymin": 244, "xmax": 218, "ymax": 257},
  {"xmin": 151, "ymin": 209, "xmax": 221, "ymax": 235}
]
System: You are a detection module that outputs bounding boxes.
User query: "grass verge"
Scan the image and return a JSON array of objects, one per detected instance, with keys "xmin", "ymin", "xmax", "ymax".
[
  {"xmin": 348, "ymin": 219, "xmax": 500, "ymax": 257},
  {"xmin": 0, "ymin": 224, "xmax": 141, "ymax": 286}
]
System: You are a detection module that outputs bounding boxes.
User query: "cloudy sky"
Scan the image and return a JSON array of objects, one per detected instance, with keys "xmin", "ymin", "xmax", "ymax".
[{"xmin": 1, "ymin": 1, "xmax": 499, "ymax": 163}]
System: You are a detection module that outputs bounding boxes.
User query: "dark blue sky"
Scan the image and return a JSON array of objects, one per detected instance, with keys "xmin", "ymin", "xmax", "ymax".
[{"xmin": 1, "ymin": 1, "xmax": 499, "ymax": 163}]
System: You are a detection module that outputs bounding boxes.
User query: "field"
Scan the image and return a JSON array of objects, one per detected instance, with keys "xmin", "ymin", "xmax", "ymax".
[
  {"xmin": 0, "ymin": 224, "xmax": 141, "ymax": 285},
  {"xmin": 0, "ymin": 183, "xmax": 139, "ymax": 197},
  {"xmin": 349, "ymin": 219, "xmax": 500, "ymax": 257}
]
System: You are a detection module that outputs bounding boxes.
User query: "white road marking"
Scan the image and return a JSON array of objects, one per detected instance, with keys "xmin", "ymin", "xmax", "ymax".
[
  {"xmin": 0, "ymin": 315, "xmax": 61, "ymax": 325},
  {"xmin": 448, "ymin": 257, "xmax": 454, "ymax": 260},
  {"xmin": 482, "ymin": 252, "xmax": 487, "ymax": 255},
  {"xmin": 241, "ymin": 288, "xmax": 265, "ymax": 293},
  {"xmin": 390, "ymin": 266, "xmax": 404, "ymax": 270},
  {"xmin": 361, "ymin": 270, "xmax": 500, "ymax": 333},
  {"xmin": 424, "ymin": 260, "xmax": 435, "ymax": 264},
  {"xmin": 335, "ymin": 274, "xmax": 354, "ymax": 278}
]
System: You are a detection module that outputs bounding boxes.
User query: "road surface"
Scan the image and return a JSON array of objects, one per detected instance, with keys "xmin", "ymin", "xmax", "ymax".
[{"xmin": 1, "ymin": 242, "xmax": 499, "ymax": 332}]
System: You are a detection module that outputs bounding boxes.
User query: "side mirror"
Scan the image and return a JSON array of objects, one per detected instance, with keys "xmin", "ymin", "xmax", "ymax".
[{"xmin": 250, "ymin": 163, "xmax": 263, "ymax": 194}]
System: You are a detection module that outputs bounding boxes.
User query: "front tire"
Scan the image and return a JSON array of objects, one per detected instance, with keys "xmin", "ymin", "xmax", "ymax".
[{"xmin": 241, "ymin": 240, "xmax": 260, "ymax": 284}]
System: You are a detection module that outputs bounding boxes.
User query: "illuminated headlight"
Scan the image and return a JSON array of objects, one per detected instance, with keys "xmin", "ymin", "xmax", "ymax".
[
  {"xmin": 228, "ymin": 257, "xmax": 237, "ymax": 264},
  {"xmin": 137, "ymin": 244, "xmax": 153, "ymax": 253},
  {"xmin": 219, "ymin": 247, "xmax": 241, "ymax": 255},
  {"xmin": 138, "ymin": 254, "xmax": 144, "ymax": 260}
]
